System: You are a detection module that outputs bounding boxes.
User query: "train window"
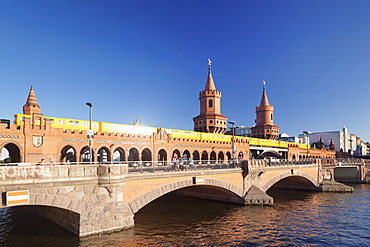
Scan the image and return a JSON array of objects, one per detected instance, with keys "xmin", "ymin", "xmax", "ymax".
[
  {"xmin": 58, "ymin": 120, "xmax": 65, "ymax": 125},
  {"xmin": 70, "ymin": 121, "xmax": 79, "ymax": 126},
  {"xmin": 93, "ymin": 123, "xmax": 98, "ymax": 128},
  {"xmin": 82, "ymin": 122, "xmax": 89, "ymax": 127}
]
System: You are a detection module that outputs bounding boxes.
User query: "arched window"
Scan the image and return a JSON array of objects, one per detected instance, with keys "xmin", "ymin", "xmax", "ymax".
[{"xmin": 209, "ymin": 99, "xmax": 213, "ymax": 108}]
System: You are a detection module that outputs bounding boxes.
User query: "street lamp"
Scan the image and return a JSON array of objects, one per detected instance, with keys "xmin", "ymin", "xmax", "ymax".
[
  {"xmin": 86, "ymin": 102, "xmax": 93, "ymax": 163},
  {"xmin": 303, "ymin": 131, "xmax": 310, "ymax": 159},
  {"xmin": 228, "ymin": 121, "xmax": 236, "ymax": 164}
]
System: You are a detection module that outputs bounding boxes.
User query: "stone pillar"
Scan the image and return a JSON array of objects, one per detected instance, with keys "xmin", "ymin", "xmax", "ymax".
[
  {"xmin": 243, "ymin": 185, "xmax": 273, "ymax": 205},
  {"xmin": 77, "ymin": 163, "xmax": 134, "ymax": 236}
]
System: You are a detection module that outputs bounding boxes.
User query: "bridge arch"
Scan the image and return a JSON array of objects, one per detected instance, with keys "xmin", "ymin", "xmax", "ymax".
[
  {"xmin": 171, "ymin": 149, "xmax": 181, "ymax": 159},
  {"xmin": 80, "ymin": 145, "xmax": 94, "ymax": 162},
  {"xmin": 260, "ymin": 150, "xmax": 282, "ymax": 159},
  {"xmin": 128, "ymin": 147, "xmax": 140, "ymax": 161},
  {"xmin": 60, "ymin": 144, "xmax": 77, "ymax": 163},
  {"xmin": 141, "ymin": 148, "xmax": 152, "ymax": 161},
  {"xmin": 226, "ymin": 151, "xmax": 231, "ymax": 160},
  {"xmin": 182, "ymin": 150, "xmax": 191, "ymax": 160},
  {"xmin": 261, "ymin": 171, "xmax": 319, "ymax": 192},
  {"xmin": 210, "ymin": 151, "xmax": 216, "ymax": 161},
  {"xmin": 192, "ymin": 150, "xmax": 200, "ymax": 160},
  {"xmin": 217, "ymin": 151, "xmax": 224, "ymax": 161},
  {"xmin": 113, "ymin": 147, "xmax": 126, "ymax": 163},
  {"xmin": 128, "ymin": 178, "xmax": 244, "ymax": 214},
  {"xmin": 97, "ymin": 146, "xmax": 111, "ymax": 163},
  {"xmin": 0, "ymin": 141, "xmax": 22, "ymax": 163},
  {"xmin": 201, "ymin": 151, "xmax": 208, "ymax": 161},
  {"xmin": 157, "ymin": 148, "xmax": 167, "ymax": 162}
]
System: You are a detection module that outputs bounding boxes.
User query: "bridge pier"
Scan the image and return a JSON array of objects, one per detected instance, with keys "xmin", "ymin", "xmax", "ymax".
[
  {"xmin": 319, "ymin": 180, "xmax": 354, "ymax": 192},
  {"xmin": 0, "ymin": 164, "xmax": 135, "ymax": 237},
  {"xmin": 243, "ymin": 185, "xmax": 273, "ymax": 205}
]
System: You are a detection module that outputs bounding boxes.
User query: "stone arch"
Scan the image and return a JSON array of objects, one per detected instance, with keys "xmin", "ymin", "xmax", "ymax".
[
  {"xmin": 261, "ymin": 172, "xmax": 319, "ymax": 192},
  {"xmin": 128, "ymin": 178, "xmax": 244, "ymax": 214},
  {"xmin": 60, "ymin": 144, "xmax": 77, "ymax": 163},
  {"xmin": 97, "ymin": 146, "xmax": 111, "ymax": 163},
  {"xmin": 201, "ymin": 151, "xmax": 208, "ymax": 161},
  {"xmin": 128, "ymin": 147, "xmax": 140, "ymax": 161},
  {"xmin": 0, "ymin": 141, "xmax": 22, "ymax": 163},
  {"xmin": 80, "ymin": 145, "xmax": 94, "ymax": 162},
  {"xmin": 192, "ymin": 150, "xmax": 200, "ymax": 161},
  {"xmin": 238, "ymin": 151, "xmax": 244, "ymax": 159},
  {"xmin": 260, "ymin": 150, "xmax": 281, "ymax": 158},
  {"xmin": 210, "ymin": 151, "xmax": 216, "ymax": 161},
  {"xmin": 113, "ymin": 147, "xmax": 126, "ymax": 163},
  {"xmin": 141, "ymin": 148, "xmax": 152, "ymax": 161},
  {"xmin": 172, "ymin": 149, "xmax": 181, "ymax": 159},
  {"xmin": 158, "ymin": 148, "xmax": 167, "ymax": 162},
  {"xmin": 182, "ymin": 150, "xmax": 191, "ymax": 161},
  {"xmin": 226, "ymin": 151, "xmax": 231, "ymax": 160},
  {"xmin": 217, "ymin": 151, "xmax": 224, "ymax": 161}
]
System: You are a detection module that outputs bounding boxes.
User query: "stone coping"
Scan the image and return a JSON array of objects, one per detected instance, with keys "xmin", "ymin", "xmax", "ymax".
[{"xmin": 124, "ymin": 168, "xmax": 242, "ymax": 181}]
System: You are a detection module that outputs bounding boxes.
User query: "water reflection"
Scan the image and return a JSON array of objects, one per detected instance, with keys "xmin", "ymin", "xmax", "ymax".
[{"xmin": 0, "ymin": 207, "xmax": 79, "ymax": 247}]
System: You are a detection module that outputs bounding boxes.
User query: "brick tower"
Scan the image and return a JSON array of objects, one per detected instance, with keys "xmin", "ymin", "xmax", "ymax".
[
  {"xmin": 23, "ymin": 85, "xmax": 41, "ymax": 115},
  {"xmin": 251, "ymin": 81, "xmax": 279, "ymax": 139},
  {"xmin": 193, "ymin": 59, "xmax": 228, "ymax": 134}
]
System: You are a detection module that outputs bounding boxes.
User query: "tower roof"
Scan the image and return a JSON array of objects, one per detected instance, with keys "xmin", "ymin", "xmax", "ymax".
[
  {"xmin": 23, "ymin": 85, "xmax": 41, "ymax": 115},
  {"xmin": 204, "ymin": 69, "xmax": 216, "ymax": 91},
  {"xmin": 259, "ymin": 81, "xmax": 270, "ymax": 106},
  {"xmin": 25, "ymin": 85, "xmax": 39, "ymax": 107}
]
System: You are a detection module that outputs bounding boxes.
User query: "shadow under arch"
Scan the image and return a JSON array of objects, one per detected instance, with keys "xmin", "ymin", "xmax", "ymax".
[
  {"xmin": 262, "ymin": 171, "xmax": 319, "ymax": 192},
  {"xmin": 23, "ymin": 205, "xmax": 81, "ymax": 234},
  {"xmin": 1, "ymin": 141, "xmax": 22, "ymax": 163},
  {"xmin": 128, "ymin": 178, "xmax": 244, "ymax": 214},
  {"xmin": 60, "ymin": 144, "xmax": 77, "ymax": 163}
]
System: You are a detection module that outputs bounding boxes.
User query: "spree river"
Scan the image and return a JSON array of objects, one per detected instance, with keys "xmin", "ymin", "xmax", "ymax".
[{"xmin": 1, "ymin": 184, "xmax": 370, "ymax": 246}]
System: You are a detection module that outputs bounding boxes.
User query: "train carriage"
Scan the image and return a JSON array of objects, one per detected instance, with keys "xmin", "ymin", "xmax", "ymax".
[{"xmin": 14, "ymin": 114, "xmax": 309, "ymax": 151}]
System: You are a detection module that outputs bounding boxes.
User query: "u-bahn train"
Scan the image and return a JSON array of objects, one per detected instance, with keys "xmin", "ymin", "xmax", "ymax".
[{"xmin": 14, "ymin": 113, "xmax": 309, "ymax": 149}]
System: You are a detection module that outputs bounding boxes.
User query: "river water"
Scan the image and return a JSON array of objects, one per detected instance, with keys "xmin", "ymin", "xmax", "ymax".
[{"xmin": 1, "ymin": 184, "xmax": 370, "ymax": 246}]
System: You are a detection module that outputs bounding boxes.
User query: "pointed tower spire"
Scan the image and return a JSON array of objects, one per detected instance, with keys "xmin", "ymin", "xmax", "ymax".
[
  {"xmin": 204, "ymin": 59, "xmax": 216, "ymax": 91},
  {"xmin": 317, "ymin": 137, "xmax": 325, "ymax": 149},
  {"xmin": 251, "ymin": 81, "xmax": 279, "ymax": 139},
  {"xmin": 23, "ymin": 85, "xmax": 41, "ymax": 115},
  {"xmin": 329, "ymin": 139, "xmax": 335, "ymax": 151},
  {"xmin": 259, "ymin": 81, "xmax": 270, "ymax": 106},
  {"xmin": 193, "ymin": 59, "xmax": 228, "ymax": 134}
]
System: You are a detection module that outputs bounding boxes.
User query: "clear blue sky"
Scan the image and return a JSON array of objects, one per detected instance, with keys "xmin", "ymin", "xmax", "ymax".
[{"xmin": 1, "ymin": 0, "xmax": 370, "ymax": 141}]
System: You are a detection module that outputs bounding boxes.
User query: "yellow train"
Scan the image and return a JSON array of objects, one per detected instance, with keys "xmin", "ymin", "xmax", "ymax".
[{"xmin": 14, "ymin": 114, "xmax": 309, "ymax": 149}]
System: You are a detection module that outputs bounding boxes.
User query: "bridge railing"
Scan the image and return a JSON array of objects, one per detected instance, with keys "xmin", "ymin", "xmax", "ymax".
[
  {"xmin": 245, "ymin": 158, "xmax": 318, "ymax": 169},
  {"xmin": 123, "ymin": 160, "xmax": 241, "ymax": 173},
  {"xmin": 320, "ymin": 158, "xmax": 366, "ymax": 167}
]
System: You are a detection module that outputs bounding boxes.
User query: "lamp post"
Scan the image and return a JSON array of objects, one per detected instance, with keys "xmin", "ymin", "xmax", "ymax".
[
  {"xmin": 86, "ymin": 102, "xmax": 93, "ymax": 163},
  {"xmin": 303, "ymin": 131, "xmax": 309, "ymax": 159},
  {"xmin": 228, "ymin": 121, "xmax": 235, "ymax": 165}
]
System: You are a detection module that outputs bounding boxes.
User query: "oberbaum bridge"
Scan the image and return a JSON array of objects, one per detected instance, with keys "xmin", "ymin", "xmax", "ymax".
[{"xmin": 0, "ymin": 63, "xmax": 369, "ymax": 237}]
